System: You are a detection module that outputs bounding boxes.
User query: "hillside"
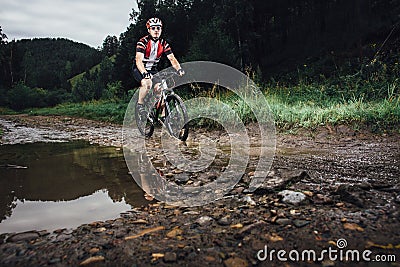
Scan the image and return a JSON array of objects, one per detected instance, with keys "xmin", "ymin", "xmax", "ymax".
[
  {"xmin": 1, "ymin": 38, "xmax": 102, "ymax": 90},
  {"xmin": 68, "ymin": 55, "xmax": 116, "ymax": 88}
]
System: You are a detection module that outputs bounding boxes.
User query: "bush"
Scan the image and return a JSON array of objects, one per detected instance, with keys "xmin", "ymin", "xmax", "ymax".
[
  {"xmin": 0, "ymin": 87, "xmax": 8, "ymax": 106},
  {"xmin": 7, "ymin": 83, "xmax": 47, "ymax": 110},
  {"xmin": 45, "ymin": 89, "xmax": 72, "ymax": 106},
  {"xmin": 102, "ymin": 81, "xmax": 123, "ymax": 100},
  {"xmin": 72, "ymin": 78, "xmax": 95, "ymax": 102}
]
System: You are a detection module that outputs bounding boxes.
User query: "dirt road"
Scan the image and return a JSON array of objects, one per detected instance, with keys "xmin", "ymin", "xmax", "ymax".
[{"xmin": 1, "ymin": 115, "xmax": 399, "ymax": 266}]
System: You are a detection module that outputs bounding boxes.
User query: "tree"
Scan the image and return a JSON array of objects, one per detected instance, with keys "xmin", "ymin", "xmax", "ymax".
[
  {"xmin": 186, "ymin": 18, "xmax": 239, "ymax": 67},
  {"xmin": 102, "ymin": 35, "xmax": 119, "ymax": 57},
  {"xmin": 0, "ymin": 26, "xmax": 9, "ymax": 88}
]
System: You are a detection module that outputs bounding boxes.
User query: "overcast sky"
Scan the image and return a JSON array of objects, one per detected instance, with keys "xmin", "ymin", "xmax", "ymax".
[{"xmin": 1, "ymin": 0, "xmax": 136, "ymax": 48}]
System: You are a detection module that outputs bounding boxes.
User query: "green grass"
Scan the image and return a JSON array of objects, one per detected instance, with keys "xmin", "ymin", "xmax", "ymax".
[
  {"xmin": 68, "ymin": 55, "xmax": 116, "ymax": 88},
  {"xmin": 19, "ymin": 94, "xmax": 400, "ymax": 133},
  {"xmin": 0, "ymin": 107, "xmax": 18, "ymax": 115},
  {"xmin": 266, "ymin": 96, "xmax": 400, "ymax": 131},
  {"xmin": 6, "ymin": 77, "xmax": 399, "ymax": 133},
  {"xmin": 186, "ymin": 78, "xmax": 400, "ymax": 132},
  {"xmin": 29, "ymin": 100, "xmax": 127, "ymax": 124}
]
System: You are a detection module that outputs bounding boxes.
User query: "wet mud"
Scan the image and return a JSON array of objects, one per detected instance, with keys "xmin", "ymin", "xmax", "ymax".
[{"xmin": 0, "ymin": 115, "xmax": 399, "ymax": 266}]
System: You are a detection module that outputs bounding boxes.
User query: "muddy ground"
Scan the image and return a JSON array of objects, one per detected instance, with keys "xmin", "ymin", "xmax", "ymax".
[{"xmin": 0, "ymin": 114, "xmax": 399, "ymax": 266}]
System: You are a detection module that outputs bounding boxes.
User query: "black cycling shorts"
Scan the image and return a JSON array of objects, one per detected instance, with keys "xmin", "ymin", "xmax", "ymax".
[{"xmin": 132, "ymin": 67, "xmax": 159, "ymax": 83}]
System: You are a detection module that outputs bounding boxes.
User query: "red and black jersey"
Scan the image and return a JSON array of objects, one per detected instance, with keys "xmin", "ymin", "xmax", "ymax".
[{"xmin": 136, "ymin": 35, "xmax": 173, "ymax": 71}]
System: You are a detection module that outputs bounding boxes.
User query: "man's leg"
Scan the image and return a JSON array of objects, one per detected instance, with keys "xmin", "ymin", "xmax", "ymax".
[
  {"xmin": 138, "ymin": 78, "xmax": 152, "ymax": 105},
  {"xmin": 152, "ymin": 83, "xmax": 167, "ymax": 121},
  {"xmin": 136, "ymin": 78, "xmax": 152, "ymax": 120}
]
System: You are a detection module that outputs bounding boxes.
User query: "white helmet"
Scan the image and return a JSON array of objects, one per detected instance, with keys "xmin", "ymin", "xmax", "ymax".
[{"xmin": 146, "ymin": 17, "xmax": 162, "ymax": 29}]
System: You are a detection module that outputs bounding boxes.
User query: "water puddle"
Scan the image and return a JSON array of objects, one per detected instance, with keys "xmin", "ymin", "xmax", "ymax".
[{"xmin": 0, "ymin": 141, "xmax": 147, "ymax": 234}]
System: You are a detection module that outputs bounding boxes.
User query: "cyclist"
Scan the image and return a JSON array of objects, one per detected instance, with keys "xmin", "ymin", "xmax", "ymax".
[{"xmin": 133, "ymin": 17, "xmax": 185, "ymax": 117}]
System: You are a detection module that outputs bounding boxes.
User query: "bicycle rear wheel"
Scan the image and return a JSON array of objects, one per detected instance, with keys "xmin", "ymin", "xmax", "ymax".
[
  {"xmin": 164, "ymin": 94, "xmax": 189, "ymax": 141},
  {"xmin": 135, "ymin": 103, "xmax": 154, "ymax": 138}
]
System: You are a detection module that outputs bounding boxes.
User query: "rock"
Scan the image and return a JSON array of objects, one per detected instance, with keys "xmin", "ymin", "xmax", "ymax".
[
  {"xmin": 79, "ymin": 256, "xmax": 105, "ymax": 265},
  {"xmin": 335, "ymin": 185, "xmax": 365, "ymax": 208},
  {"xmin": 198, "ymin": 172, "xmax": 218, "ymax": 182},
  {"xmin": 55, "ymin": 234, "xmax": 71, "ymax": 242},
  {"xmin": 395, "ymin": 194, "xmax": 400, "ymax": 204},
  {"xmin": 313, "ymin": 194, "xmax": 333, "ymax": 204},
  {"xmin": 343, "ymin": 223, "xmax": 364, "ymax": 232},
  {"xmin": 89, "ymin": 247, "xmax": 100, "ymax": 254},
  {"xmin": 164, "ymin": 252, "xmax": 177, "ymax": 263},
  {"xmin": 172, "ymin": 169, "xmax": 183, "ymax": 174},
  {"xmin": 238, "ymin": 221, "xmax": 266, "ymax": 235},
  {"xmin": 174, "ymin": 173, "xmax": 190, "ymax": 184},
  {"xmin": 48, "ymin": 258, "xmax": 61, "ymax": 264},
  {"xmin": 165, "ymin": 173, "xmax": 174, "ymax": 178},
  {"xmin": 205, "ymin": 256, "xmax": 216, "ymax": 262},
  {"xmin": 230, "ymin": 223, "xmax": 244, "ymax": 229},
  {"xmin": 293, "ymin": 219, "xmax": 311, "ymax": 228},
  {"xmin": 217, "ymin": 216, "xmax": 231, "ymax": 226},
  {"xmin": 255, "ymin": 170, "xmax": 310, "ymax": 193},
  {"xmin": 166, "ymin": 228, "xmax": 183, "ymax": 238},
  {"xmin": 275, "ymin": 218, "xmax": 292, "ymax": 226},
  {"xmin": 359, "ymin": 181, "xmax": 372, "ymax": 190},
  {"xmin": 322, "ymin": 259, "xmax": 335, "ymax": 267},
  {"xmin": 278, "ymin": 190, "xmax": 307, "ymax": 205},
  {"xmin": 242, "ymin": 195, "xmax": 256, "ymax": 206},
  {"xmin": 224, "ymin": 257, "xmax": 248, "ymax": 267},
  {"xmin": 196, "ymin": 216, "xmax": 213, "ymax": 226},
  {"xmin": 7, "ymin": 231, "xmax": 40, "ymax": 242}
]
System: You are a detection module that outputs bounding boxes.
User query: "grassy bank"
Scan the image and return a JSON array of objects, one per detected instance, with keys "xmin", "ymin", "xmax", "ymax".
[
  {"xmin": 8, "ymin": 83, "xmax": 398, "ymax": 133},
  {"xmin": 27, "ymin": 101, "xmax": 127, "ymax": 124}
]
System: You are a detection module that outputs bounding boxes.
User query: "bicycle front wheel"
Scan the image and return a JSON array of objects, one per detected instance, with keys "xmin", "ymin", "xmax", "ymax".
[{"xmin": 164, "ymin": 94, "xmax": 189, "ymax": 141}]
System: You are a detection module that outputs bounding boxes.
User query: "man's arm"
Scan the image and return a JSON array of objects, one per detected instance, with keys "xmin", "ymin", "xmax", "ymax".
[
  {"xmin": 167, "ymin": 53, "xmax": 182, "ymax": 72},
  {"xmin": 135, "ymin": 52, "xmax": 147, "ymax": 75}
]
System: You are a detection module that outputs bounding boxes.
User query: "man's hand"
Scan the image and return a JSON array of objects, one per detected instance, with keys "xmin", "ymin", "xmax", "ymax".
[
  {"xmin": 177, "ymin": 69, "xmax": 185, "ymax": 77},
  {"xmin": 143, "ymin": 72, "xmax": 152, "ymax": 79}
]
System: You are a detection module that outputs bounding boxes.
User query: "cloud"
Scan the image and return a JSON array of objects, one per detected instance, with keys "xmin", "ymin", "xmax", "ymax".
[{"xmin": 1, "ymin": 0, "xmax": 136, "ymax": 48}]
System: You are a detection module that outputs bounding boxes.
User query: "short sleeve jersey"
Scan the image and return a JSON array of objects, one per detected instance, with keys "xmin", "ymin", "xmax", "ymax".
[{"xmin": 136, "ymin": 35, "xmax": 173, "ymax": 71}]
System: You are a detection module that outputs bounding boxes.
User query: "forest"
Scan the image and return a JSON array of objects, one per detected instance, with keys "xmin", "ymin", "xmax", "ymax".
[{"xmin": 0, "ymin": 0, "xmax": 399, "ymax": 130}]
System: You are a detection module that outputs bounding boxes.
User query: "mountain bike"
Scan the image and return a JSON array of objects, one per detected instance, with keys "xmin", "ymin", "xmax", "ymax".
[{"xmin": 135, "ymin": 71, "xmax": 189, "ymax": 141}]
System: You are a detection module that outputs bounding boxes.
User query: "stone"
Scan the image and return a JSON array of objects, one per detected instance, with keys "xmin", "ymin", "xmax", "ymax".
[
  {"xmin": 275, "ymin": 218, "xmax": 292, "ymax": 226},
  {"xmin": 196, "ymin": 216, "xmax": 213, "ymax": 226},
  {"xmin": 174, "ymin": 174, "xmax": 190, "ymax": 184},
  {"xmin": 254, "ymin": 170, "xmax": 310, "ymax": 193},
  {"xmin": 217, "ymin": 216, "xmax": 231, "ymax": 226},
  {"xmin": 7, "ymin": 231, "xmax": 40, "ymax": 242},
  {"xmin": 293, "ymin": 219, "xmax": 311, "ymax": 228},
  {"xmin": 395, "ymin": 194, "xmax": 400, "ymax": 204},
  {"xmin": 335, "ymin": 185, "xmax": 365, "ymax": 208},
  {"xmin": 164, "ymin": 252, "xmax": 177, "ymax": 263},
  {"xmin": 278, "ymin": 190, "xmax": 307, "ymax": 205},
  {"xmin": 224, "ymin": 257, "xmax": 248, "ymax": 267},
  {"xmin": 242, "ymin": 195, "xmax": 256, "ymax": 206}
]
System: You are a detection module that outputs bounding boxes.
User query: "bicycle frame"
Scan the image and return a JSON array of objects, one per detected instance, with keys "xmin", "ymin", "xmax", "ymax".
[
  {"xmin": 136, "ymin": 71, "xmax": 189, "ymax": 141},
  {"xmin": 151, "ymin": 75, "xmax": 176, "ymax": 123}
]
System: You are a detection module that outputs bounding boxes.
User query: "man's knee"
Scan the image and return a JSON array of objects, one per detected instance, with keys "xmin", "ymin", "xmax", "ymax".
[{"xmin": 141, "ymin": 79, "xmax": 152, "ymax": 88}]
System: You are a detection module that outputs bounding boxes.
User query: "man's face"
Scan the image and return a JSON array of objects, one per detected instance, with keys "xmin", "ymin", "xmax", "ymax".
[{"xmin": 148, "ymin": 26, "xmax": 162, "ymax": 39}]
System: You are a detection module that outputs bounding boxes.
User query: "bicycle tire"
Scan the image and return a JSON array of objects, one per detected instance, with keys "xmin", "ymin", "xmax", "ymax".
[
  {"xmin": 135, "ymin": 103, "xmax": 154, "ymax": 138},
  {"xmin": 164, "ymin": 94, "xmax": 189, "ymax": 141}
]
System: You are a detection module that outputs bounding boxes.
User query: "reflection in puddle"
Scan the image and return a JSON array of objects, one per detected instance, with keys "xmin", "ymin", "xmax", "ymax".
[
  {"xmin": 0, "ymin": 141, "xmax": 147, "ymax": 234},
  {"xmin": 1, "ymin": 190, "xmax": 131, "ymax": 234}
]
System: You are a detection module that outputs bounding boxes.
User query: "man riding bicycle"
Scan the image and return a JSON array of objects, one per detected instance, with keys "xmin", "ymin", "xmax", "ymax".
[{"xmin": 133, "ymin": 17, "xmax": 185, "ymax": 117}]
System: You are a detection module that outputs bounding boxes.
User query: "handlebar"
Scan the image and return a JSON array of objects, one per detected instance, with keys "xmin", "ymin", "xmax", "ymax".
[
  {"xmin": 152, "ymin": 70, "xmax": 182, "ymax": 90},
  {"xmin": 153, "ymin": 70, "xmax": 180, "ymax": 80}
]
